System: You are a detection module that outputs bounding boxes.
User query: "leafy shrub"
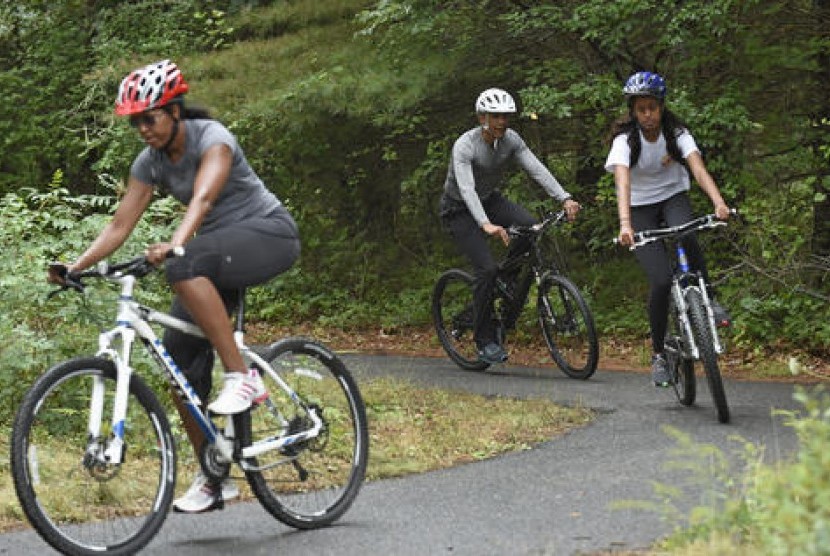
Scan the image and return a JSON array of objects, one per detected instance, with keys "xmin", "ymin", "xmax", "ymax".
[
  {"xmin": 0, "ymin": 177, "xmax": 179, "ymax": 423},
  {"xmin": 650, "ymin": 387, "xmax": 830, "ymax": 555}
]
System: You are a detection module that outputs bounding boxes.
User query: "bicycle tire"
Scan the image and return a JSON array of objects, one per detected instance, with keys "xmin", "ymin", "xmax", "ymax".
[
  {"xmin": 11, "ymin": 357, "xmax": 176, "ymax": 556},
  {"xmin": 238, "ymin": 337, "xmax": 369, "ymax": 529},
  {"xmin": 432, "ymin": 269, "xmax": 490, "ymax": 371},
  {"xmin": 665, "ymin": 298, "xmax": 695, "ymax": 406},
  {"xmin": 686, "ymin": 289, "xmax": 730, "ymax": 423},
  {"xmin": 537, "ymin": 272, "xmax": 599, "ymax": 379}
]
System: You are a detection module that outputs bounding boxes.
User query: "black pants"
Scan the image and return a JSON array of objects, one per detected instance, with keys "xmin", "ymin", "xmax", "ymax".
[
  {"xmin": 163, "ymin": 207, "xmax": 300, "ymax": 401},
  {"xmin": 630, "ymin": 192, "xmax": 710, "ymax": 353},
  {"xmin": 441, "ymin": 192, "xmax": 535, "ymax": 347}
]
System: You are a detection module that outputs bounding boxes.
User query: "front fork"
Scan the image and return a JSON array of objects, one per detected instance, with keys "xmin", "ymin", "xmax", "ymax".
[
  {"xmin": 86, "ymin": 325, "xmax": 135, "ymax": 466},
  {"xmin": 671, "ymin": 280, "xmax": 699, "ymax": 360},
  {"xmin": 696, "ymin": 278, "xmax": 725, "ymax": 354},
  {"xmin": 672, "ymin": 276, "xmax": 725, "ymax": 361}
]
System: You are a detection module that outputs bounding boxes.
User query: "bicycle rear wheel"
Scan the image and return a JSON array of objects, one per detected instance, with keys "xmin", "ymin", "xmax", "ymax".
[
  {"xmin": 239, "ymin": 338, "xmax": 369, "ymax": 529},
  {"xmin": 686, "ymin": 289, "xmax": 730, "ymax": 423},
  {"xmin": 432, "ymin": 269, "xmax": 489, "ymax": 371},
  {"xmin": 10, "ymin": 357, "xmax": 176, "ymax": 556},
  {"xmin": 665, "ymin": 298, "xmax": 695, "ymax": 406},
  {"xmin": 537, "ymin": 272, "xmax": 599, "ymax": 379}
]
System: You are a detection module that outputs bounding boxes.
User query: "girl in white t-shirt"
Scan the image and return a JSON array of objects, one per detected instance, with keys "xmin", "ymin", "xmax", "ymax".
[{"xmin": 605, "ymin": 71, "xmax": 731, "ymax": 387}]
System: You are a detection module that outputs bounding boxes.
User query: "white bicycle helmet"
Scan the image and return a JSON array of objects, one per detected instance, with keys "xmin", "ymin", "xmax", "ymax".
[{"xmin": 475, "ymin": 88, "xmax": 516, "ymax": 114}]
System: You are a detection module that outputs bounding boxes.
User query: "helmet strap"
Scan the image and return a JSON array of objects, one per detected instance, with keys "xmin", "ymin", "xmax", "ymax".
[{"xmin": 158, "ymin": 105, "xmax": 181, "ymax": 154}]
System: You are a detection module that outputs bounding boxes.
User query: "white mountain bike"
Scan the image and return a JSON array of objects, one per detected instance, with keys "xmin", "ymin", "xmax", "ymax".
[
  {"xmin": 624, "ymin": 211, "xmax": 734, "ymax": 423},
  {"xmin": 10, "ymin": 252, "xmax": 369, "ymax": 555}
]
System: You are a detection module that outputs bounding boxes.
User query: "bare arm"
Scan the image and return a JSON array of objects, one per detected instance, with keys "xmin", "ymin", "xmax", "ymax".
[
  {"xmin": 173, "ymin": 143, "xmax": 231, "ymax": 245},
  {"xmin": 67, "ymin": 179, "xmax": 154, "ymax": 273},
  {"xmin": 614, "ymin": 165, "xmax": 635, "ymax": 246},
  {"xmin": 686, "ymin": 151, "xmax": 730, "ymax": 219},
  {"xmin": 146, "ymin": 143, "xmax": 232, "ymax": 264}
]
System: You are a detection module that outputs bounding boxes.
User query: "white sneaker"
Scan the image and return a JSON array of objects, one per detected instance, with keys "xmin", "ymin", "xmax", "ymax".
[
  {"xmin": 207, "ymin": 369, "xmax": 268, "ymax": 415},
  {"xmin": 172, "ymin": 472, "xmax": 239, "ymax": 513}
]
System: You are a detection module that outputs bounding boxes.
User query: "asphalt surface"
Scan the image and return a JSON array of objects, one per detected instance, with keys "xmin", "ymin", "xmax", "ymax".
[{"xmin": 0, "ymin": 354, "xmax": 809, "ymax": 555}]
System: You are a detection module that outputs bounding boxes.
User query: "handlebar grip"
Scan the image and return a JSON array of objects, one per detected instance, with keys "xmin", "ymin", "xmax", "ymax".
[{"xmin": 47, "ymin": 262, "xmax": 85, "ymax": 297}]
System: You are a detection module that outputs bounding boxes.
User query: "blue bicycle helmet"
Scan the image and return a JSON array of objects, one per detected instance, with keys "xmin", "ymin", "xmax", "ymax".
[{"xmin": 622, "ymin": 71, "xmax": 667, "ymax": 99}]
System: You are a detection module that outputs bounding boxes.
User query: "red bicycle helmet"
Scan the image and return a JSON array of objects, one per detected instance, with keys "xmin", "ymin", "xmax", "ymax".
[{"xmin": 115, "ymin": 59, "xmax": 189, "ymax": 116}]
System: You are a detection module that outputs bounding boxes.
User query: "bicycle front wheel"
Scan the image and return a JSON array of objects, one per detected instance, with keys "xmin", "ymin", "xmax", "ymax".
[
  {"xmin": 10, "ymin": 357, "xmax": 176, "ymax": 556},
  {"xmin": 666, "ymin": 297, "xmax": 695, "ymax": 406},
  {"xmin": 537, "ymin": 272, "xmax": 599, "ymax": 379},
  {"xmin": 239, "ymin": 338, "xmax": 369, "ymax": 529},
  {"xmin": 687, "ymin": 289, "xmax": 730, "ymax": 423},
  {"xmin": 432, "ymin": 269, "xmax": 489, "ymax": 371}
]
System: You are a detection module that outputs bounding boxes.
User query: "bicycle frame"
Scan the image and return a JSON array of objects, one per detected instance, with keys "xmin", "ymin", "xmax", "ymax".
[
  {"xmin": 496, "ymin": 211, "xmax": 567, "ymax": 324},
  {"xmin": 88, "ymin": 266, "xmax": 322, "ymax": 468}
]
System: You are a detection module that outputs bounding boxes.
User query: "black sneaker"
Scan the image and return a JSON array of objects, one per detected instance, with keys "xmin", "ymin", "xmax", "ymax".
[
  {"xmin": 651, "ymin": 353, "xmax": 671, "ymax": 387},
  {"xmin": 478, "ymin": 342, "xmax": 508, "ymax": 364},
  {"xmin": 711, "ymin": 299, "xmax": 731, "ymax": 328}
]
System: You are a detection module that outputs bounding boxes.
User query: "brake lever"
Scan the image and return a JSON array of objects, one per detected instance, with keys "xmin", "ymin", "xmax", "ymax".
[
  {"xmin": 46, "ymin": 278, "xmax": 84, "ymax": 299},
  {"xmin": 47, "ymin": 263, "xmax": 85, "ymax": 298}
]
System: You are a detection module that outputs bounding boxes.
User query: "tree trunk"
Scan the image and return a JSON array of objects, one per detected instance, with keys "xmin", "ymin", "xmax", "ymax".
[{"xmin": 813, "ymin": 0, "xmax": 830, "ymax": 256}]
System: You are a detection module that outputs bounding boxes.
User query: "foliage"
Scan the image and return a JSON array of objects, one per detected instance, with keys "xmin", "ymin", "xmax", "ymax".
[
  {"xmin": 657, "ymin": 387, "xmax": 830, "ymax": 555},
  {"xmin": 0, "ymin": 178, "xmax": 179, "ymax": 423},
  {"xmin": 0, "ymin": 0, "xmax": 827, "ymax": 380},
  {"xmin": 0, "ymin": 1, "xmax": 240, "ymax": 197}
]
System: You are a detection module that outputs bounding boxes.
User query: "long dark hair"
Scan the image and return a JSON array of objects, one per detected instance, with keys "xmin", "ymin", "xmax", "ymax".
[
  {"xmin": 165, "ymin": 95, "xmax": 213, "ymax": 120},
  {"xmin": 608, "ymin": 102, "xmax": 689, "ymax": 169},
  {"xmin": 155, "ymin": 95, "xmax": 213, "ymax": 153}
]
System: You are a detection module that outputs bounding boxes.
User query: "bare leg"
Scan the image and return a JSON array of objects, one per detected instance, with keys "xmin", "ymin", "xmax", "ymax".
[
  {"xmin": 171, "ymin": 391, "xmax": 206, "ymax": 457},
  {"xmin": 173, "ymin": 276, "xmax": 245, "ymax": 374}
]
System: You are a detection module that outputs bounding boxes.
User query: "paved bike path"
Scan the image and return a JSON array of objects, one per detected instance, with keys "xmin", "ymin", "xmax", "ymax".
[{"xmin": 0, "ymin": 355, "xmax": 806, "ymax": 555}]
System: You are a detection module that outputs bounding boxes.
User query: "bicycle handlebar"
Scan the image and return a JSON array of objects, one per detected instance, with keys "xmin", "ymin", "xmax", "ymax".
[
  {"xmin": 612, "ymin": 209, "xmax": 737, "ymax": 250},
  {"xmin": 48, "ymin": 247, "xmax": 185, "ymax": 298},
  {"xmin": 507, "ymin": 209, "xmax": 567, "ymax": 239}
]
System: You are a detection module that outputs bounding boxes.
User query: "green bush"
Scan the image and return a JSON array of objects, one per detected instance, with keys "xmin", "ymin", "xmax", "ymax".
[
  {"xmin": 653, "ymin": 387, "xmax": 830, "ymax": 555},
  {"xmin": 0, "ymin": 178, "xmax": 179, "ymax": 423}
]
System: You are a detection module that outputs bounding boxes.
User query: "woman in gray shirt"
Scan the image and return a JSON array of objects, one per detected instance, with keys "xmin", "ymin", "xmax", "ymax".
[
  {"xmin": 48, "ymin": 60, "xmax": 300, "ymax": 513},
  {"xmin": 440, "ymin": 88, "xmax": 581, "ymax": 364}
]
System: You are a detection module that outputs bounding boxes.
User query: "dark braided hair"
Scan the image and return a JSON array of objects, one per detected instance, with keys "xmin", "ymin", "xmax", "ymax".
[{"xmin": 608, "ymin": 102, "xmax": 689, "ymax": 170}]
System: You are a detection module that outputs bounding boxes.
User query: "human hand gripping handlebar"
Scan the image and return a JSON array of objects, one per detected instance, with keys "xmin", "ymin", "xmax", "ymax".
[
  {"xmin": 506, "ymin": 209, "xmax": 568, "ymax": 240},
  {"xmin": 47, "ymin": 247, "xmax": 185, "ymax": 298}
]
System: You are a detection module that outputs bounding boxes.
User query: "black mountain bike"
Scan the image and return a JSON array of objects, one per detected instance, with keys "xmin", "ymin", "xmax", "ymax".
[
  {"xmin": 625, "ymin": 212, "xmax": 734, "ymax": 423},
  {"xmin": 432, "ymin": 209, "xmax": 599, "ymax": 379}
]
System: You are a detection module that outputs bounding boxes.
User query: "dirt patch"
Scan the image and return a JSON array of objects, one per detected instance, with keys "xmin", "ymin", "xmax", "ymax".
[{"xmin": 248, "ymin": 323, "xmax": 829, "ymax": 384}]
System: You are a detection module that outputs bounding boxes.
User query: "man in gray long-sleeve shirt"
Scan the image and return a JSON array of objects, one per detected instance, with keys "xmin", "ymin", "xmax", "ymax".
[{"xmin": 439, "ymin": 87, "xmax": 581, "ymax": 364}]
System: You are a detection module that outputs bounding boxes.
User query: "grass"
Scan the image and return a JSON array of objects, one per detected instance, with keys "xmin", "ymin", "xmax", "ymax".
[
  {"xmin": 181, "ymin": 0, "xmax": 460, "ymax": 123},
  {"xmin": 0, "ymin": 376, "xmax": 593, "ymax": 534}
]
